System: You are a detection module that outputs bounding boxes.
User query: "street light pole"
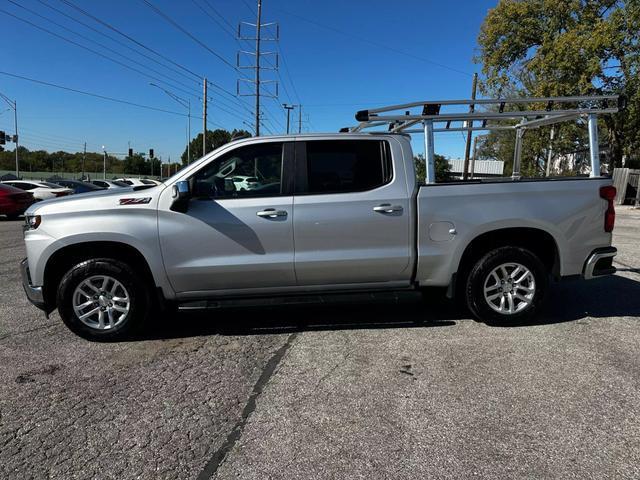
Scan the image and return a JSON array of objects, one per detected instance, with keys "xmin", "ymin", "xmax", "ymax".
[
  {"xmin": 13, "ymin": 100, "xmax": 18, "ymax": 178},
  {"xmin": 102, "ymin": 146, "xmax": 106, "ymax": 180},
  {"xmin": 283, "ymin": 104, "xmax": 295, "ymax": 134}
]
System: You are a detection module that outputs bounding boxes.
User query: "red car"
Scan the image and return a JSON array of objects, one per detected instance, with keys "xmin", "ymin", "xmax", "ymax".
[{"xmin": 0, "ymin": 183, "xmax": 36, "ymax": 219}]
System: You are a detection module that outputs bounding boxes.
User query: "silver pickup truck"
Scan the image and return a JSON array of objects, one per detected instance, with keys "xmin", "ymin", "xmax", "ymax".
[{"xmin": 20, "ymin": 97, "xmax": 619, "ymax": 340}]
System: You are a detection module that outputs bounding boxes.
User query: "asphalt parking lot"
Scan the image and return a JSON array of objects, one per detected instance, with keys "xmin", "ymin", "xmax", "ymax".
[{"xmin": 1, "ymin": 208, "xmax": 639, "ymax": 480}]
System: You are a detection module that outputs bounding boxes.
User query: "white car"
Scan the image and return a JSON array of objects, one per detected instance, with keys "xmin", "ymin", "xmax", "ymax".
[
  {"xmin": 231, "ymin": 175, "xmax": 261, "ymax": 191},
  {"xmin": 113, "ymin": 178, "xmax": 160, "ymax": 187},
  {"xmin": 2, "ymin": 180, "xmax": 72, "ymax": 201},
  {"xmin": 91, "ymin": 180, "xmax": 130, "ymax": 189}
]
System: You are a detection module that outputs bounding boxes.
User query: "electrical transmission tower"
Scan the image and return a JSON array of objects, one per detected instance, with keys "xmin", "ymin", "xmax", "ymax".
[{"xmin": 237, "ymin": 0, "xmax": 279, "ymax": 136}]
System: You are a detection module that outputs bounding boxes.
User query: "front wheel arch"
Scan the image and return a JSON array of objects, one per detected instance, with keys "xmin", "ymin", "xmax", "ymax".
[{"xmin": 43, "ymin": 241, "xmax": 157, "ymax": 310}]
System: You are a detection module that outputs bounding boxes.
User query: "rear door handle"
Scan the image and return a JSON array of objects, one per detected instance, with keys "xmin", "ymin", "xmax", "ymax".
[
  {"xmin": 373, "ymin": 204, "xmax": 403, "ymax": 214},
  {"xmin": 257, "ymin": 208, "xmax": 288, "ymax": 218}
]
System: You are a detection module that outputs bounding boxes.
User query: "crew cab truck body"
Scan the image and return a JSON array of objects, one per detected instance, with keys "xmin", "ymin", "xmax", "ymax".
[{"xmin": 20, "ymin": 132, "xmax": 617, "ymax": 340}]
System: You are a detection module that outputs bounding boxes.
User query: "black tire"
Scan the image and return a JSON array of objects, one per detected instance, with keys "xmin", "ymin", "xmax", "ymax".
[
  {"xmin": 465, "ymin": 246, "xmax": 548, "ymax": 325},
  {"xmin": 57, "ymin": 258, "xmax": 149, "ymax": 341}
]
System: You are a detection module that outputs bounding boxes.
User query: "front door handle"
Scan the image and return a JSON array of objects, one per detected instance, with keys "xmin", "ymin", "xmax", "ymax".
[
  {"xmin": 257, "ymin": 208, "xmax": 288, "ymax": 218},
  {"xmin": 373, "ymin": 204, "xmax": 403, "ymax": 214}
]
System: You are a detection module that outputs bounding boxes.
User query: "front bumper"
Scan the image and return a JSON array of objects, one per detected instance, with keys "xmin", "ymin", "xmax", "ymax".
[
  {"xmin": 583, "ymin": 247, "xmax": 617, "ymax": 280},
  {"xmin": 20, "ymin": 258, "xmax": 46, "ymax": 311}
]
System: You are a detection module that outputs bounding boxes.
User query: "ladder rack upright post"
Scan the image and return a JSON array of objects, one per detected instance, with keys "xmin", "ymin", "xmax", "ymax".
[
  {"xmin": 587, "ymin": 113, "xmax": 600, "ymax": 177},
  {"xmin": 423, "ymin": 120, "xmax": 436, "ymax": 184}
]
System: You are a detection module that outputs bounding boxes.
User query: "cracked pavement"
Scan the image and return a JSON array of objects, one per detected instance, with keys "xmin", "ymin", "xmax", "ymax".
[{"xmin": 1, "ymin": 207, "xmax": 640, "ymax": 479}]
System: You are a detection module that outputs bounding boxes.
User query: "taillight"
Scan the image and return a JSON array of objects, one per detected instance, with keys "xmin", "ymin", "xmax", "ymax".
[{"xmin": 600, "ymin": 185, "xmax": 616, "ymax": 232}]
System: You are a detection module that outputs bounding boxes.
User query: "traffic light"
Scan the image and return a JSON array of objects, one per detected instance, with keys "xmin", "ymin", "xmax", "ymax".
[
  {"xmin": 0, "ymin": 131, "xmax": 5, "ymax": 145},
  {"xmin": 149, "ymin": 148, "xmax": 154, "ymax": 159},
  {"xmin": 128, "ymin": 148, "xmax": 133, "ymax": 158}
]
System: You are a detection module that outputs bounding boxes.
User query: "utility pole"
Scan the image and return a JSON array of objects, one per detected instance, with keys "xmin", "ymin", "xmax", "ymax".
[
  {"xmin": 238, "ymin": 1, "xmax": 279, "ymax": 136},
  {"xmin": 255, "ymin": 0, "xmax": 262, "ymax": 136},
  {"xmin": 82, "ymin": 142, "xmax": 86, "ymax": 179},
  {"xmin": 298, "ymin": 104, "xmax": 302, "ymax": 134},
  {"xmin": 203, "ymin": 77, "xmax": 207, "ymax": 156},
  {"xmin": 462, "ymin": 72, "xmax": 478, "ymax": 180},
  {"xmin": 283, "ymin": 104, "xmax": 294, "ymax": 134}
]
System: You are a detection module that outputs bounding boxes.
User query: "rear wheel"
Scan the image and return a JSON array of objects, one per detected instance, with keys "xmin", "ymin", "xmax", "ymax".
[
  {"xmin": 57, "ymin": 258, "xmax": 149, "ymax": 341},
  {"xmin": 465, "ymin": 246, "xmax": 547, "ymax": 325}
]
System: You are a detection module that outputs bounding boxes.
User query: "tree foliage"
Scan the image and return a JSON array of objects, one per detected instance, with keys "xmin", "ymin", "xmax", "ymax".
[
  {"xmin": 414, "ymin": 154, "xmax": 453, "ymax": 183},
  {"xmin": 477, "ymin": 0, "xmax": 640, "ymax": 170},
  {"xmin": 181, "ymin": 128, "xmax": 252, "ymax": 165}
]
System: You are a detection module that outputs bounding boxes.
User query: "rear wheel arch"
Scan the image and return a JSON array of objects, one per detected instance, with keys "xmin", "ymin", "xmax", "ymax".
[
  {"xmin": 453, "ymin": 227, "xmax": 560, "ymax": 298},
  {"xmin": 43, "ymin": 241, "xmax": 157, "ymax": 309}
]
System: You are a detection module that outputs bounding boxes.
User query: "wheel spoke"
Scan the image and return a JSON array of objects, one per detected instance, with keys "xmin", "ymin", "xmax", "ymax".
[
  {"xmin": 500, "ymin": 266, "xmax": 509, "ymax": 281},
  {"xmin": 486, "ymin": 293, "xmax": 502, "ymax": 301},
  {"xmin": 76, "ymin": 299, "xmax": 94, "ymax": 309},
  {"xmin": 79, "ymin": 306, "xmax": 100, "ymax": 320},
  {"xmin": 107, "ymin": 309, "xmax": 115, "ymax": 328},
  {"xmin": 112, "ymin": 305, "xmax": 128, "ymax": 313},
  {"xmin": 507, "ymin": 293, "xmax": 515, "ymax": 313},
  {"xmin": 499, "ymin": 295, "xmax": 506, "ymax": 311},
  {"xmin": 510, "ymin": 266, "xmax": 522, "ymax": 279},
  {"xmin": 515, "ymin": 293, "xmax": 530, "ymax": 303},
  {"xmin": 97, "ymin": 309, "xmax": 105, "ymax": 329}
]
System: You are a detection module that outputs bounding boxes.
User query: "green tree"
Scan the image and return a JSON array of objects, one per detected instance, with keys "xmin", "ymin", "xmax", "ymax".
[
  {"xmin": 181, "ymin": 128, "xmax": 252, "ymax": 165},
  {"xmin": 477, "ymin": 0, "xmax": 640, "ymax": 168},
  {"xmin": 414, "ymin": 154, "xmax": 452, "ymax": 183}
]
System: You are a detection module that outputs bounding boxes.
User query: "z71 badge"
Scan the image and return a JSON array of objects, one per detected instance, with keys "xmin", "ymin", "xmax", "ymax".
[{"xmin": 119, "ymin": 197, "xmax": 152, "ymax": 205}]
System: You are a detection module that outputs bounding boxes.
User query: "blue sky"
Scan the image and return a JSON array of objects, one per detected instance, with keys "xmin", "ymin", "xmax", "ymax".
[{"xmin": 1, "ymin": 0, "xmax": 497, "ymax": 163}]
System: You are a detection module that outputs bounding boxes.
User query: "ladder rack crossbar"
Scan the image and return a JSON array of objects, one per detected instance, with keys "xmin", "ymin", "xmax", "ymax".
[{"xmin": 362, "ymin": 95, "xmax": 620, "ymax": 116}]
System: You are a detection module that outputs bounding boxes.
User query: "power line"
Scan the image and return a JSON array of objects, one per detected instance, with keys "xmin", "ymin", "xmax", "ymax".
[
  {"xmin": 274, "ymin": 6, "xmax": 472, "ymax": 77},
  {"xmin": 0, "ymin": 71, "xmax": 195, "ymax": 117},
  {"xmin": 38, "ymin": 0, "xmax": 201, "ymax": 87},
  {"xmin": 7, "ymin": 0, "xmax": 202, "ymax": 100},
  {"xmin": 0, "ymin": 7, "xmax": 201, "ymax": 101},
  {"xmin": 55, "ymin": 0, "xmax": 254, "ymax": 116},
  {"xmin": 190, "ymin": 0, "xmax": 237, "ymax": 40},
  {"xmin": 58, "ymin": 0, "xmax": 203, "ymax": 81},
  {"xmin": 277, "ymin": 43, "xmax": 301, "ymax": 105},
  {"xmin": 140, "ymin": 0, "xmax": 238, "ymax": 72}
]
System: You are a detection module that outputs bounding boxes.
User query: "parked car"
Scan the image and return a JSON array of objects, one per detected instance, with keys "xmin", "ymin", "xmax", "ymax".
[
  {"xmin": 0, "ymin": 183, "xmax": 35, "ymax": 219},
  {"xmin": 49, "ymin": 178, "xmax": 105, "ymax": 194},
  {"xmin": 90, "ymin": 180, "xmax": 130, "ymax": 189},
  {"xmin": 20, "ymin": 129, "xmax": 617, "ymax": 341},
  {"xmin": 231, "ymin": 175, "xmax": 261, "ymax": 191},
  {"xmin": 113, "ymin": 178, "xmax": 159, "ymax": 187},
  {"xmin": 2, "ymin": 180, "xmax": 72, "ymax": 201}
]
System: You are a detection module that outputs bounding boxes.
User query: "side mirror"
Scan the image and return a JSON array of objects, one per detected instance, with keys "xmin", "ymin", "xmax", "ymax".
[{"xmin": 170, "ymin": 180, "xmax": 191, "ymax": 213}]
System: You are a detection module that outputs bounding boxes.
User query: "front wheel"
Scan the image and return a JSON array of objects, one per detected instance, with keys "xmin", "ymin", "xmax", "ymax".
[
  {"xmin": 465, "ymin": 246, "xmax": 548, "ymax": 325},
  {"xmin": 57, "ymin": 258, "xmax": 149, "ymax": 341}
]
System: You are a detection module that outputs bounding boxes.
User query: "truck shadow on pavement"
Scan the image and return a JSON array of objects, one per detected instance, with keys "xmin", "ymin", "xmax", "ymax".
[{"xmin": 143, "ymin": 274, "xmax": 640, "ymax": 340}]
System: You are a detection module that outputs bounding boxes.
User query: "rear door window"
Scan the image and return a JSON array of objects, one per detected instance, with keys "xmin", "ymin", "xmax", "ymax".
[{"xmin": 299, "ymin": 140, "xmax": 392, "ymax": 194}]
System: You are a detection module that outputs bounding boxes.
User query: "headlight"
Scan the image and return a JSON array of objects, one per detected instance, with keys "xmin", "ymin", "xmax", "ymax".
[{"xmin": 24, "ymin": 215, "xmax": 41, "ymax": 231}]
